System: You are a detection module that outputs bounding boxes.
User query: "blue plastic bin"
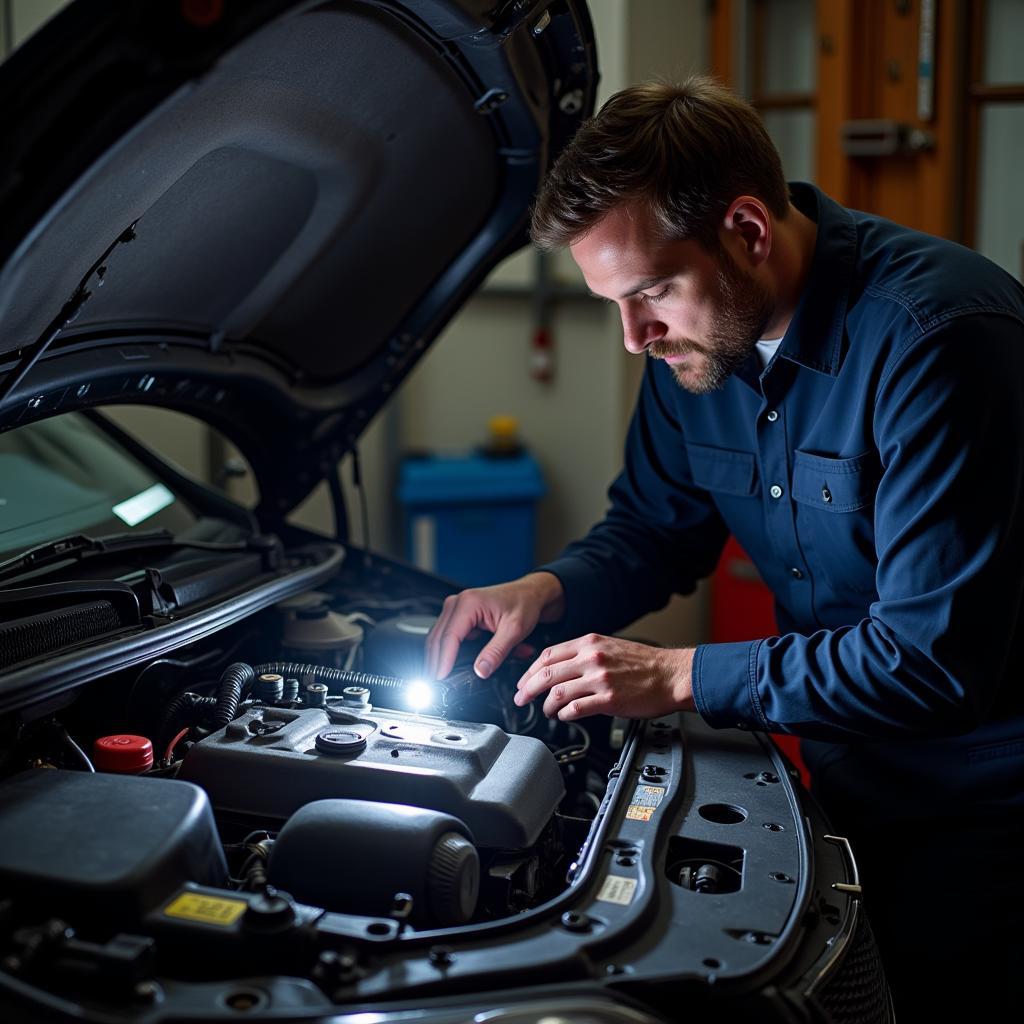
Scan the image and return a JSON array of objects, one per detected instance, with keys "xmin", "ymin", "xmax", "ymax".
[{"xmin": 398, "ymin": 453, "xmax": 546, "ymax": 587}]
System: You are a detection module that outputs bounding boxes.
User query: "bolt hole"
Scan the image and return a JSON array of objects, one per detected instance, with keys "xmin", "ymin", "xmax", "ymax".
[
  {"xmin": 366, "ymin": 922, "xmax": 392, "ymax": 936},
  {"xmin": 222, "ymin": 990, "xmax": 266, "ymax": 1012},
  {"xmin": 617, "ymin": 856, "xmax": 637, "ymax": 867},
  {"xmin": 703, "ymin": 958, "xmax": 721, "ymax": 970},
  {"xmin": 390, "ymin": 749, "xmax": 400, "ymax": 758}
]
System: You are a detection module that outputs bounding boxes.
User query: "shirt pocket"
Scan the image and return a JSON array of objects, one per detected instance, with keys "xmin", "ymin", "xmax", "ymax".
[
  {"xmin": 792, "ymin": 450, "xmax": 879, "ymax": 593},
  {"xmin": 686, "ymin": 442, "xmax": 760, "ymax": 498}
]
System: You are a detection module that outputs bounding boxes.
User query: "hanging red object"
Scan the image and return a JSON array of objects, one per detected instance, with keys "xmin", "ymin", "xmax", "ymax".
[{"xmin": 529, "ymin": 326, "xmax": 554, "ymax": 382}]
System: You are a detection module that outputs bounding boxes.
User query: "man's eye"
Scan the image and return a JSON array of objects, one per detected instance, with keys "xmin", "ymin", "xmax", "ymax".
[{"xmin": 642, "ymin": 287, "xmax": 670, "ymax": 304}]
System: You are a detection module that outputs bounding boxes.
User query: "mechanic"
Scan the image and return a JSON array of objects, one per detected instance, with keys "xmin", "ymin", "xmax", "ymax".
[{"xmin": 425, "ymin": 76, "xmax": 1024, "ymax": 1013}]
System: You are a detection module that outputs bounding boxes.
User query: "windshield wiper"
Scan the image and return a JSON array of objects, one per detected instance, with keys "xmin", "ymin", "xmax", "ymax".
[{"xmin": 0, "ymin": 529, "xmax": 274, "ymax": 588}]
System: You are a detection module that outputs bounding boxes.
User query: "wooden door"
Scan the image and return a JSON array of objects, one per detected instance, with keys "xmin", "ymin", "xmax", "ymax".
[{"xmin": 711, "ymin": 0, "xmax": 968, "ymax": 238}]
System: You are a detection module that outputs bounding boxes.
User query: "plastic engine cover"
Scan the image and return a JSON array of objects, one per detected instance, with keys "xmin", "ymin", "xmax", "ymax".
[
  {"xmin": 0, "ymin": 769, "xmax": 227, "ymax": 924},
  {"xmin": 179, "ymin": 705, "xmax": 564, "ymax": 848}
]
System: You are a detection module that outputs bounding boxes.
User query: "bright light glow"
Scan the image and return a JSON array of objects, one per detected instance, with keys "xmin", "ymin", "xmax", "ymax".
[
  {"xmin": 111, "ymin": 483, "xmax": 175, "ymax": 526},
  {"xmin": 405, "ymin": 679, "xmax": 435, "ymax": 712}
]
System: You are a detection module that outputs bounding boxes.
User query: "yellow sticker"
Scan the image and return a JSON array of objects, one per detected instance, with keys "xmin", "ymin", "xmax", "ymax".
[
  {"xmin": 625, "ymin": 784, "xmax": 664, "ymax": 821},
  {"xmin": 626, "ymin": 805, "xmax": 655, "ymax": 821},
  {"xmin": 597, "ymin": 874, "xmax": 637, "ymax": 906},
  {"xmin": 163, "ymin": 892, "xmax": 248, "ymax": 927}
]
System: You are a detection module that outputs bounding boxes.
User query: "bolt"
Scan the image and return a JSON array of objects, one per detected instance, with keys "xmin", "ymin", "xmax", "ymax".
[
  {"xmin": 133, "ymin": 981, "xmax": 162, "ymax": 1004},
  {"xmin": 428, "ymin": 945, "xmax": 455, "ymax": 968},
  {"xmin": 560, "ymin": 911, "xmax": 592, "ymax": 933}
]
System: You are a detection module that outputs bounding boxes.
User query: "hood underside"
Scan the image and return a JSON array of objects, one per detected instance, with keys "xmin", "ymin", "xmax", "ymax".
[{"xmin": 0, "ymin": 0, "xmax": 596, "ymax": 520}]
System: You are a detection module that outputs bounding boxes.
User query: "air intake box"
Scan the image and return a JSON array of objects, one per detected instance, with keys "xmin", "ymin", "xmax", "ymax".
[
  {"xmin": 179, "ymin": 706, "xmax": 564, "ymax": 848},
  {"xmin": 0, "ymin": 769, "xmax": 227, "ymax": 925}
]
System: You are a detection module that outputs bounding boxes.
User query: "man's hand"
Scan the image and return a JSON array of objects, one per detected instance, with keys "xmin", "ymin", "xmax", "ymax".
[
  {"xmin": 514, "ymin": 634, "xmax": 695, "ymax": 721},
  {"xmin": 425, "ymin": 572, "xmax": 566, "ymax": 681}
]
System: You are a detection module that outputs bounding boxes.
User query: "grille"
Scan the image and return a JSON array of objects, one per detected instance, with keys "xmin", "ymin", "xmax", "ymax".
[
  {"xmin": 0, "ymin": 600, "xmax": 126, "ymax": 670},
  {"xmin": 815, "ymin": 912, "xmax": 892, "ymax": 1024}
]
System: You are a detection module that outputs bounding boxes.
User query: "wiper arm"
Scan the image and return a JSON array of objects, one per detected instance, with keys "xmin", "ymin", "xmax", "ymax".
[{"xmin": 0, "ymin": 529, "xmax": 262, "ymax": 587}]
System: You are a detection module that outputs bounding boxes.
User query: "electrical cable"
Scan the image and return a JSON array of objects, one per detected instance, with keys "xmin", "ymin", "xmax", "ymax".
[
  {"xmin": 61, "ymin": 728, "xmax": 95, "ymax": 773},
  {"xmin": 551, "ymin": 721, "xmax": 591, "ymax": 764},
  {"xmin": 164, "ymin": 726, "xmax": 190, "ymax": 764},
  {"xmin": 351, "ymin": 446, "xmax": 371, "ymax": 552}
]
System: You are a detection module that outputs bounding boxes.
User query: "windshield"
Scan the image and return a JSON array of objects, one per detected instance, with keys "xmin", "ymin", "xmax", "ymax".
[{"xmin": 0, "ymin": 411, "xmax": 197, "ymax": 560}]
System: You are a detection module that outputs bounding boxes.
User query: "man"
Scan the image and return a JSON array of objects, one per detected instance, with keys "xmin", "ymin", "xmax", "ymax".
[{"xmin": 425, "ymin": 77, "xmax": 1024, "ymax": 1013}]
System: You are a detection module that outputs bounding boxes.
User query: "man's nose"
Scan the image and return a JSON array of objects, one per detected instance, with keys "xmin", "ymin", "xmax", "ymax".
[{"xmin": 620, "ymin": 304, "xmax": 667, "ymax": 355}]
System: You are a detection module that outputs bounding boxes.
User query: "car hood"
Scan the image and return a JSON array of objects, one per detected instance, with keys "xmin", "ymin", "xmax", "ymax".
[{"xmin": 0, "ymin": 0, "xmax": 596, "ymax": 519}]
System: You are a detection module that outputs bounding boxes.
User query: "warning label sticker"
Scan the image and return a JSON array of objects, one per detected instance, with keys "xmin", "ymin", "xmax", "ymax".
[
  {"xmin": 163, "ymin": 892, "xmax": 248, "ymax": 927},
  {"xmin": 625, "ymin": 784, "xmax": 664, "ymax": 821},
  {"xmin": 597, "ymin": 875, "xmax": 638, "ymax": 906}
]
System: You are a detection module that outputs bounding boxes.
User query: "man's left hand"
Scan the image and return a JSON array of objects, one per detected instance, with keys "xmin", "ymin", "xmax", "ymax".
[{"xmin": 513, "ymin": 633, "xmax": 696, "ymax": 721}]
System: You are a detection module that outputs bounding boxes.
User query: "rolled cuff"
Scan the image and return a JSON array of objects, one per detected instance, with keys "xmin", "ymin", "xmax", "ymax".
[{"xmin": 692, "ymin": 639, "xmax": 770, "ymax": 732}]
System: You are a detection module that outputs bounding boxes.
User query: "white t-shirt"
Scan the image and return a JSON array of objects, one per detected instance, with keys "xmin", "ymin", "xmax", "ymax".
[{"xmin": 756, "ymin": 337, "xmax": 783, "ymax": 368}]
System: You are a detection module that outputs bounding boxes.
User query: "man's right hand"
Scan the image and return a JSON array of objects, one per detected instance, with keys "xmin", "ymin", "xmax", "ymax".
[{"xmin": 425, "ymin": 572, "xmax": 566, "ymax": 682}]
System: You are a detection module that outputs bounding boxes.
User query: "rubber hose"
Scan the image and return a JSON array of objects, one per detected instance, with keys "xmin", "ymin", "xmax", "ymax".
[
  {"xmin": 157, "ymin": 692, "xmax": 216, "ymax": 750},
  {"xmin": 209, "ymin": 661, "xmax": 255, "ymax": 729},
  {"xmin": 252, "ymin": 663, "xmax": 405, "ymax": 692}
]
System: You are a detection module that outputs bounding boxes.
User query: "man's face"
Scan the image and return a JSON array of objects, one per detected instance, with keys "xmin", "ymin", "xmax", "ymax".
[{"xmin": 570, "ymin": 203, "xmax": 775, "ymax": 394}]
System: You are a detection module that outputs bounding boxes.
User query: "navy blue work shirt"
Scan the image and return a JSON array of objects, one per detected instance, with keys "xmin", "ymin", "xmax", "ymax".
[{"xmin": 540, "ymin": 183, "xmax": 1024, "ymax": 821}]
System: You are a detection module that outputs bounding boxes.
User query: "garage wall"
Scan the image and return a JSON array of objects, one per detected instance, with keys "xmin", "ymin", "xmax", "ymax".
[{"xmin": 392, "ymin": 0, "xmax": 713, "ymax": 646}]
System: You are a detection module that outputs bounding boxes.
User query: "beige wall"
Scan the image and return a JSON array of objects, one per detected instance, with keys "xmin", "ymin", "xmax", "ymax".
[{"xmin": 391, "ymin": 0, "xmax": 712, "ymax": 646}]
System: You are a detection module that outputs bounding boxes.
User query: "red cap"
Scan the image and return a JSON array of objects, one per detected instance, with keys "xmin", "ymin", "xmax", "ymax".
[{"xmin": 92, "ymin": 734, "xmax": 154, "ymax": 774}]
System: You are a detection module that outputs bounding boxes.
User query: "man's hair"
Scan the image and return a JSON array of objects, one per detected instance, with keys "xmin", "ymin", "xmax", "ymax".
[{"xmin": 530, "ymin": 76, "xmax": 790, "ymax": 252}]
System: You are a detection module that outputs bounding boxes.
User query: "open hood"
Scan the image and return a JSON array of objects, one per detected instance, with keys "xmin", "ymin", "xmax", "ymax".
[{"xmin": 0, "ymin": 0, "xmax": 596, "ymax": 521}]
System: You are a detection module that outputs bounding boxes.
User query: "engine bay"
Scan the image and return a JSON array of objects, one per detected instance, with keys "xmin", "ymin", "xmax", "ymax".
[
  {"xmin": 0, "ymin": 552, "xmax": 627, "ymax": 985},
  {"xmin": 0, "ymin": 546, "xmax": 874, "ymax": 1022}
]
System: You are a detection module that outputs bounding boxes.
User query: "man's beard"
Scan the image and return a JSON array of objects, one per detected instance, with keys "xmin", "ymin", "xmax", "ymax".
[{"xmin": 649, "ymin": 250, "xmax": 775, "ymax": 395}]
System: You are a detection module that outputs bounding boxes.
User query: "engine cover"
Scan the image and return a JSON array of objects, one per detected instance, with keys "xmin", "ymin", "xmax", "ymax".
[{"xmin": 179, "ymin": 705, "xmax": 564, "ymax": 848}]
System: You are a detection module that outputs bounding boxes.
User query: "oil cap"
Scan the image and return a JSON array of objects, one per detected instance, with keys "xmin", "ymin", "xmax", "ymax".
[
  {"xmin": 315, "ymin": 728, "xmax": 369, "ymax": 755},
  {"xmin": 93, "ymin": 734, "xmax": 154, "ymax": 774}
]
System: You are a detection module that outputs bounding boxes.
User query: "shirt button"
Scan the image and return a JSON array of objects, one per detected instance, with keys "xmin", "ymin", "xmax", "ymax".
[
  {"xmin": 766, "ymin": 409, "xmax": 779, "ymax": 422},
  {"xmin": 791, "ymin": 567, "xmax": 804, "ymax": 580},
  {"xmin": 769, "ymin": 484, "xmax": 784, "ymax": 499},
  {"xmin": 822, "ymin": 486, "xmax": 832, "ymax": 503}
]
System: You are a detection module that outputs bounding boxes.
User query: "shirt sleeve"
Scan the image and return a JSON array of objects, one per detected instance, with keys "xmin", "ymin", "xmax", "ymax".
[
  {"xmin": 694, "ymin": 312, "xmax": 1024, "ymax": 740},
  {"xmin": 537, "ymin": 359, "xmax": 729, "ymax": 640}
]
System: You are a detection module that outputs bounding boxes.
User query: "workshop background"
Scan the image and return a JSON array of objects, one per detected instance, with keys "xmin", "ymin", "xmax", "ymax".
[{"xmin": 3, "ymin": 0, "xmax": 1021, "ymax": 649}]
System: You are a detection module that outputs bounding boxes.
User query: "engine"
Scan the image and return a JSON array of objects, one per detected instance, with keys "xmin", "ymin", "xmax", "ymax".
[
  {"xmin": 177, "ymin": 694, "xmax": 566, "ymax": 926},
  {"xmin": 0, "ymin": 591, "xmax": 608, "ymax": 942}
]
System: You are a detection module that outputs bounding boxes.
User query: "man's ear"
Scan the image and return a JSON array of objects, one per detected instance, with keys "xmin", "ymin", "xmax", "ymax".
[{"xmin": 720, "ymin": 196, "xmax": 772, "ymax": 268}]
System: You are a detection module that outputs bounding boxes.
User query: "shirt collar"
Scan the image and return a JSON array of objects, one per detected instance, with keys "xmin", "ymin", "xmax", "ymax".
[{"xmin": 776, "ymin": 182, "xmax": 858, "ymax": 377}]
